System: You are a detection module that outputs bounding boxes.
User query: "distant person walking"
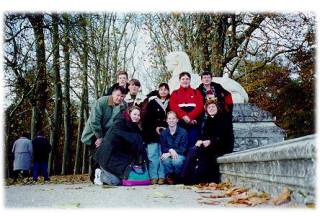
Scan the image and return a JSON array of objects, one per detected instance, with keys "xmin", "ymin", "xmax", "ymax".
[
  {"xmin": 32, "ymin": 131, "xmax": 52, "ymax": 182},
  {"xmin": 12, "ymin": 132, "xmax": 33, "ymax": 181}
]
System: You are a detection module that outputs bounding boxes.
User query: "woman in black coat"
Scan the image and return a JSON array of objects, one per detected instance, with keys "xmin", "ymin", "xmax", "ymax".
[
  {"xmin": 141, "ymin": 83, "xmax": 170, "ymax": 185},
  {"xmin": 94, "ymin": 106, "xmax": 145, "ymax": 185},
  {"xmin": 182, "ymin": 98, "xmax": 234, "ymax": 185}
]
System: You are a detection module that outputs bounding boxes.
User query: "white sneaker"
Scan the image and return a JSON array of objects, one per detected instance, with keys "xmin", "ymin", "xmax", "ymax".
[{"xmin": 94, "ymin": 168, "xmax": 103, "ymax": 185}]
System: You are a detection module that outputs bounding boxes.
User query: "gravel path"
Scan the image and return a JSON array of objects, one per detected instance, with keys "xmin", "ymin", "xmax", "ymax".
[
  {"xmin": 4, "ymin": 182, "xmax": 302, "ymax": 208},
  {"xmin": 4, "ymin": 183, "xmax": 213, "ymax": 208}
]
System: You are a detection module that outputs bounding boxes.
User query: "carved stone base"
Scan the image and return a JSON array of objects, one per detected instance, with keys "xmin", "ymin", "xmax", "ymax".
[{"xmin": 232, "ymin": 103, "xmax": 285, "ymax": 152}]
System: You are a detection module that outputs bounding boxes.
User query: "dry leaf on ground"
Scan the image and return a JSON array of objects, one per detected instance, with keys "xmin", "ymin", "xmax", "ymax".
[
  {"xmin": 224, "ymin": 187, "xmax": 248, "ymax": 196},
  {"xmin": 272, "ymin": 187, "xmax": 292, "ymax": 205}
]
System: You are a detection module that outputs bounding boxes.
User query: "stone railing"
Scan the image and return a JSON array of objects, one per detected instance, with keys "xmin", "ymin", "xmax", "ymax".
[{"xmin": 217, "ymin": 134, "xmax": 316, "ymax": 204}]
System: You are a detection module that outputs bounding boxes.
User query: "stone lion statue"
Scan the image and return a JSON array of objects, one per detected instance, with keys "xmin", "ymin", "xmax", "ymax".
[
  {"xmin": 165, "ymin": 51, "xmax": 201, "ymax": 91},
  {"xmin": 165, "ymin": 51, "xmax": 249, "ymax": 103}
]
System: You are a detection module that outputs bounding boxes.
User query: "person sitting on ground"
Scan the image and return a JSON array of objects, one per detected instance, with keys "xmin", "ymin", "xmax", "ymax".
[
  {"xmin": 94, "ymin": 106, "xmax": 146, "ymax": 185},
  {"xmin": 160, "ymin": 111, "xmax": 188, "ymax": 185},
  {"xmin": 182, "ymin": 98, "xmax": 234, "ymax": 185},
  {"xmin": 32, "ymin": 131, "xmax": 52, "ymax": 182},
  {"xmin": 12, "ymin": 132, "xmax": 33, "ymax": 182},
  {"xmin": 142, "ymin": 83, "xmax": 170, "ymax": 185},
  {"xmin": 106, "ymin": 70, "xmax": 129, "ymax": 96},
  {"xmin": 81, "ymin": 86, "xmax": 127, "ymax": 183}
]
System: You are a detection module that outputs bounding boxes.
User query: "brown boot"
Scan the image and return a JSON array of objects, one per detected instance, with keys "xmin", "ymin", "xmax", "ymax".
[
  {"xmin": 165, "ymin": 177, "xmax": 175, "ymax": 185},
  {"xmin": 151, "ymin": 178, "xmax": 158, "ymax": 185},
  {"xmin": 158, "ymin": 178, "xmax": 165, "ymax": 185}
]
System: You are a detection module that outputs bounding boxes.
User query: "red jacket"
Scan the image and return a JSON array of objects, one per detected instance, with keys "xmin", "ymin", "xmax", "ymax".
[{"xmin": 169, "ymin": 86, "xmax": 204, "ymax": 120}]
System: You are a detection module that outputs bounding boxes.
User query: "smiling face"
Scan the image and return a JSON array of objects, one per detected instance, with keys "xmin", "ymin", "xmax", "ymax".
[
  {"xmin": 201, "ymin": 74, "xmax": 212, "ymax": 86},
  {"xmin": 179, "ymin": 75, "xmax": 191, "ymax": 88},
  {"xmin": 158, "ymin": 86, "xmax": 169, "ymax": 99},
  {"xmin": 206, "ymin": 103, "xmax": 218, "ymax": 117},
  {"xmin": 166, "ymin": 112, "xmax": 178, "ymax": 127},
  {"xmin": 112, "ymin": 89, "xmax": 125, "ymax": 105},
  {"xmin": 130, "ymin": 109, "xmax": 141, "ymax": 123},
  {"xmin": 128, "ymin": 83, "xmax": 140, "ymax": 95},
  {"xmin": 117, "ymin": 74, "xmax": 128, "ymax": 87}
]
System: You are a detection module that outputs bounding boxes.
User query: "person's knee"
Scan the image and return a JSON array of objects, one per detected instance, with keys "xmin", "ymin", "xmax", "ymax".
[
  {"xmin": 172, "ymin": 158, "xmax": 185, "ymax": 167},
  {"xmin": 147, "ymin": 145, "xmax": 158, "ymax": 159}
]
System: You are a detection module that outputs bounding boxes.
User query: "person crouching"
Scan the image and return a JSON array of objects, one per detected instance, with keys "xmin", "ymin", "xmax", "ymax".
[{"xmin": 160, "ymin": 111, "xmax": 188, "ymax": 185}]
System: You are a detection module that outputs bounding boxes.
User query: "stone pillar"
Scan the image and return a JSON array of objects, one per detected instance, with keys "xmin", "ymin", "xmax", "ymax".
[
  {"xmin": 217, "ymin": 135, "xmax": 316, "ymax": 204},
  {"xmin": 232, "ymin": 103, "xmax": 285, "ymax": 152}
]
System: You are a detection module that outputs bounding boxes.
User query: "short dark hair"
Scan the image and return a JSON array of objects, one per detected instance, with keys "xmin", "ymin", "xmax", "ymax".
[
  {"xmin": 117, "ymin": 71, "xmax": 128, "ymax": 78},
  {"xmin": 22, "ymin": 132, "xmax": 30, "ymax": 138},
  {"xmin": 112, "ymin": 85, "xmax": 126, "ymax": 94},
  {"xmin": 158, "ymin": 83, "xmax": 170, "ymax": 91},
  {"xmin": 37, "ymin": 131, "xmax": 44, "ymax": 137},
  {"xmin": 157, "ymin": 83, "xmax": 170, "ymax": 99},
  {"xmin": 179, "ymin": 72, "xmax": 191, "ymax": 80},
  {"xmin": 200, "ymin": 71, "xmax": 212, "ymax": 79},
  {"xmin": 129, "ymin": 79, "xmax": 141, "ymax": 87}
]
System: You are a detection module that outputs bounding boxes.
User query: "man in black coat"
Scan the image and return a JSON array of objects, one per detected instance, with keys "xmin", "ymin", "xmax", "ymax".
[{"xmin": 32, "ymin": 131, "xmax": 52, "ymax": 182}]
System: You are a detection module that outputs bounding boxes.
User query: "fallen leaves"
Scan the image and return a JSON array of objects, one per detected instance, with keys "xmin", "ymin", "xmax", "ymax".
[
  {"xmin": 228, "ymin": 191, "xmax": 270, "ymax": 206},
  {"xmin": 272, "ymin": 187, "xmax": 292, "ymax": 205},
  {"xmin": 5, "ymin": 174, "xmax": 90, "ymax": 186},
  {"xmin": 195, "ymin": 181, "xmax": 271, "ymax": 207}
]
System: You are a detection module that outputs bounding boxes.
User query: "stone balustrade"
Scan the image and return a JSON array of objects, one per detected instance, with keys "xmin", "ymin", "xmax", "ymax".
[{"xmin": 217, "ymin": 134, "xmax": 316, "ymax": 204}]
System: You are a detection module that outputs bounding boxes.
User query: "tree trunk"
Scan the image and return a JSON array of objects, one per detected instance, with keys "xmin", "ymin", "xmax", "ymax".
[
  {"xmin": 61, "ymin": 14, "xmax": 72, "ymax": 175},
  {"xmin": 74, "ymin": 15, "xmax": 89, "ymax": 174},
  {"xmin": 48, "ymin": 13, "xmax": 63, "ymax": 175},
  {"xmin": 27, "ymin": 14, "xmax": 48, "ymax": 138},
  {"xmin": 211, "ymin": 15, "xmax": 228, "ymax": 77}
]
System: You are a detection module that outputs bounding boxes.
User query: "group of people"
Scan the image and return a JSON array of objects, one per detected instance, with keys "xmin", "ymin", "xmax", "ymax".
[
  {"xmin": 81, "ymin": 70, "xmax": 234, "ymax": 186},
  {"xmin": 11, "ymin": 131, "xmax": 52, "ymax": 182}
]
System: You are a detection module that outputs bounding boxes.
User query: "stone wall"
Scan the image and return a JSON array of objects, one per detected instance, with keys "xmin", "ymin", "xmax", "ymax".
[
  {"xmin": 217, "ymin": 135, "xmax": 316, "ymax": 204},
  {"xmin": 232, "ymin": 103, "xmax": 285, "ymax": 152}
]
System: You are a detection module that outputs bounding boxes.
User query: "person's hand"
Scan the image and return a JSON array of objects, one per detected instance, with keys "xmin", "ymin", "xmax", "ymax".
[
  {"xmin": 195, "ymin": 140, "xmax": 203, "ymax": 147},
  {"xmin": 169, "ymin": 149, "xmax": 178, "ymax": 160},
  {"xmin": 95, "ymin": 138, "xmax": 103, "ymax": 148},
  {"xmin": 160, "ymin": 153, "xmax": 171, "ymax": 160},
  {"xmin": 156, "ymin": 127, "xmax": 166, "ymax": 135},
  {"xmin": 182, "ymin": 116, "xmax": 191, "ymax": 124},
  {"xmin": 190, "ymin": 120, "xmax": 197, "ymax": 125},
  {"xmin": 202, "ymin": 140, "xmax": 211, "ymax": 148}
]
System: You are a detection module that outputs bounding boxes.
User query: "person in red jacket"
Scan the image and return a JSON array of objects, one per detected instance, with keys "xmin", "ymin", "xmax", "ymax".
[{"xmin": 169, "ymin": 72, "xmax": 204, "ymax": 148}]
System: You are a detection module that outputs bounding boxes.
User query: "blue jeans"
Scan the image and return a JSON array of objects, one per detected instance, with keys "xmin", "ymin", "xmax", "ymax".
[
  {"xmin": 100, "ymin": 168, "xmax": 121, "ymax": 185},
  {"xmin": 147, "ymin": 143, "xmax": 165, "ymax": 179},
  {"xmin": 162, "ymin": 154, "xmax": 186, "ymax": 176},
  {"xmin": 32, "ymin": 161, "xmax": 49, "ymax": 181}
]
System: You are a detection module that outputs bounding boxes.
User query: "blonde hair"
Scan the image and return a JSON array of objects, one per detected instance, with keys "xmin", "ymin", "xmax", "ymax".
[{"xmin": 166, "ymin": 111, "xmax": 177, "ymax": 119}]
